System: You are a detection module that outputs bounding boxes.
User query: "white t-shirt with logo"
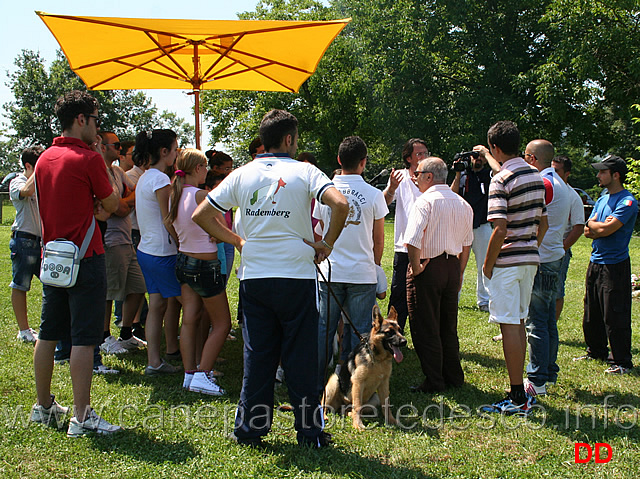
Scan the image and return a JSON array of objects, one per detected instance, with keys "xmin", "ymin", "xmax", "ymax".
[
  {"xmin": 136, "ymin": 168, "xmax": 177, "ymax": 257},
  {"xmin": 386, "ymin": 169, "xmax": 421, "ymax": 252},
  {"xmin": 313, "ymin": 174, "xmax": 388, "ymax": 283},
  {"xmin": 207, "ymin": 154, "xmax": 333, "ymax": 280}
]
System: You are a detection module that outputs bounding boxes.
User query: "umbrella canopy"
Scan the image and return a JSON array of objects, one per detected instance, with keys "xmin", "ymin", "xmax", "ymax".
[{"xmin": 36, "ymin": 11, "xmax": 350, "ymax": 147}]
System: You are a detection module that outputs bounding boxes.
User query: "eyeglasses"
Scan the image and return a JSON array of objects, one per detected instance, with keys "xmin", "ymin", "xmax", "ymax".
[
  {"xmin": 413, "ymin": 170, "xmax": 430, "ymax": 178},
  {"xmin": 104, "ymin": 142, "xmax": 121, "ymax": 150},
  {"xmin": 86, "ymin": 114, "xmax": 101, "ymax": 128}
]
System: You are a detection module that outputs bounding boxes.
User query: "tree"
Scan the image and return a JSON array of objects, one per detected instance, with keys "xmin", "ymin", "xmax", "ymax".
[
  {"xmin": 200, "ymin": 0, "xmax": 640, "ymax": 186},
  {"xmin": 2, "ymin": 50, "xmax": 195, "ymax": 163}
]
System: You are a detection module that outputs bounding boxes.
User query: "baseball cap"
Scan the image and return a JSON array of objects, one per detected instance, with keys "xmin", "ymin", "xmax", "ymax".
[{"xmin": 591, "ymin": 155, "xmax": 628, "ymax": 175}]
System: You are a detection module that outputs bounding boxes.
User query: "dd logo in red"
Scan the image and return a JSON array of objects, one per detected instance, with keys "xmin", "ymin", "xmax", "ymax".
[{"xmin": 574, "ymin": 443, "xmax": 612, "ymax": 463}]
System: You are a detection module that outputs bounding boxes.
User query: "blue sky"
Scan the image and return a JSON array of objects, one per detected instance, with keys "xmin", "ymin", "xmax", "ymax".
[{"xmin": 0, "ymin": 0, "xmax": 264, "ymax": 146}]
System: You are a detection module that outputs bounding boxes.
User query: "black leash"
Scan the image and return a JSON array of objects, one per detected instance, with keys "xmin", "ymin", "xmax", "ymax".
[{"xmin": 315, "ymin": 263, "xmax": 365, "ymax": 342}]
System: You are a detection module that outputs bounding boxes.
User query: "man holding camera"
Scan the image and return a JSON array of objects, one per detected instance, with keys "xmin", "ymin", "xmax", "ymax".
[{"xmin": 451, "ymin": 151, "xmax": 500, "ymax": 311}]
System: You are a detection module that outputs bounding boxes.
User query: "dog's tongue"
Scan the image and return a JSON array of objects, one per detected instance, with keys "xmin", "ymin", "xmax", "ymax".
[{"xmin": 392, "ymin": 346, "xmax": 404, "ymax": 363}]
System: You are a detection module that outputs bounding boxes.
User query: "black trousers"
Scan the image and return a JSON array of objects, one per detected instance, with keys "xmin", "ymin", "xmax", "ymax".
[
  {"xmin": 389, "ymin": 252, "xmax": 410, "ymax": 332},
  {"xmin": 406, "ymin": 255, "xmax": 464, "ymax": 391},
  {"xmin": 583, "ymin": 258, "xmax": 633, "ymax": 368},
  {"xmin": 234, "ymin": 278, "xmax": 324, "ymax": 444}
]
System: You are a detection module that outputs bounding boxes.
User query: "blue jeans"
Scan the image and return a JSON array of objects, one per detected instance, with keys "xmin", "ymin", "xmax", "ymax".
[
  {"xmin": 54, "ymin": 339, "xmax": 102, "ymax": 368},
  {"xmin": 526, "ymin": 259, "xmax": 563, "ymax": 386},
  {"xmin": 317, "ymin": 282, "xmax": 376, "ymax": 390}
]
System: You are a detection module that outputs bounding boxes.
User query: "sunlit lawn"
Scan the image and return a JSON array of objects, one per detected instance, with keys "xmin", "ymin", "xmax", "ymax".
[{"xmin": 0, "ymin": 203, "xmax": 638, "ymax": 478}]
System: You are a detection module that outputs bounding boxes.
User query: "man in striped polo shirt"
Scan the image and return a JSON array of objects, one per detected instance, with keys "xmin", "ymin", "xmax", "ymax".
[{"xmin": 475, "ymin": 121, "xmax": 548, "ymax": 416}]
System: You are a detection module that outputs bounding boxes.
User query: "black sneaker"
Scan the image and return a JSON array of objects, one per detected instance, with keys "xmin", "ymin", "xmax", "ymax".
[
  {"xmin": 573, "ymin": 354, "xmax": 598, "ymax": 362},
  {"xmin": 229, "ymin": 432, "xmax": 264, "ymax": 448},
  {"xmin": 298, "ymin": 431, "xmax": 332, "ymax": 448}
]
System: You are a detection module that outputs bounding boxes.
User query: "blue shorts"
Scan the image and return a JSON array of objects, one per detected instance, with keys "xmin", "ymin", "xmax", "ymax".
[
  {"xmin": 39, "ymin": 254, "xmax": 106, "ymax": 346},
  {"xmin": 9, "ymin": 232, "xmax": 41, "ymax": 291},
  {"xmin": 136, "ymin": 249, "xmax": 181, "ymax": 298},
  {"xmin": 175, "ymin": 253, "xmax": 225, "ymax": 298}
]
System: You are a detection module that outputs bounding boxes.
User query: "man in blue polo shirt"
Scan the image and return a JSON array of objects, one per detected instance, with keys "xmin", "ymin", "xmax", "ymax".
[{"xmin": 574, "ymin": 155, "xmax": 637, "ymax": 374}]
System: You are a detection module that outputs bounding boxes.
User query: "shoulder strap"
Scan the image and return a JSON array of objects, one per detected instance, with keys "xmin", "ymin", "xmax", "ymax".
[{"xmin": 78, "ymin": 218, "xmax": 96, "ymax": 260}]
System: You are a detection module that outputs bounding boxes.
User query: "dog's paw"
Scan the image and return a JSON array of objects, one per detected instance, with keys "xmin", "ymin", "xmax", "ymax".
[{"xmin": 353, "ymin": 420, "xmax": 366, "ymax": 431}]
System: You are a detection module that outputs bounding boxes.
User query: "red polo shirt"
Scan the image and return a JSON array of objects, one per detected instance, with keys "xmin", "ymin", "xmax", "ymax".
[{"xmin": 35, "ymin": 136, "xmax": 113, "ymax": 257}]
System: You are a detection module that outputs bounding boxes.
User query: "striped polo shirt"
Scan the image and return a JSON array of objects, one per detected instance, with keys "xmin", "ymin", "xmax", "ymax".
[{"xmin": 487, "ymin": 157, "xmax": 547, "ymax": 267}]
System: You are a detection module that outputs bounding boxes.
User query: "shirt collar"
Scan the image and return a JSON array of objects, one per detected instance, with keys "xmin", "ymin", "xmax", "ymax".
[
  {"xmin": 52, "ymin": 136, "xmax": 92, "ymax": 151},
  {"xmin": 501, "ymin": 156, "xmax": 525, "ymax": 171},
  {"xmin": 256, "ymin": 152, "xmax": 293, "ymax": 159}
]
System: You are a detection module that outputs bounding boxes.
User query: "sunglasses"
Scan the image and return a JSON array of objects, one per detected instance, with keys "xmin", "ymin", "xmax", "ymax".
[
  {"xmin": 104, "ymin": 142, "xmax": 121, "ymax": 150},
  {"xmin": 86, "ymin": 114, "xmax": 101, "ymax": 128},
  {"xmin": 413, "ymin": 170, "xmax": 430, "ymax": 178}
]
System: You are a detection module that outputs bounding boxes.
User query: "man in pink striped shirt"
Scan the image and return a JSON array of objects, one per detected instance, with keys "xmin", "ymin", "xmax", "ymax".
[{"xmin": 404, "ymin": 157, "xmax": 473, "ymax": 393}]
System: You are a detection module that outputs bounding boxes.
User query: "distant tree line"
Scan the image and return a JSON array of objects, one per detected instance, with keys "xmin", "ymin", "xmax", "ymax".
[
  {"xmin": 201, "ymin": 0, "xmax": 640, "ymax": 193},
  {"xmin": 1, "ymin": 50, "xmax": 195, "ymax": 175}
]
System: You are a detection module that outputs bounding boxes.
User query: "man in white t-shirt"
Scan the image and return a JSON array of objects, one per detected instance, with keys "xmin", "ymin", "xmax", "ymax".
[
  {"xmin": 314, "ymin": 136, "xmax": 389, "ymax": 389},
  {"xmin": 523, "ymin": 140, "xmax": 570, "ymax": 397},
  {"xmin": 551, "ymin": 156, "xmax": 584, "ymax": 321},
  {"xmin": 193, "ymin": 109, "xmax": 348, "ymax": 448},
  {"xmin": 383, "ymin": 138, "xmax": 428, "ymax": 332}
]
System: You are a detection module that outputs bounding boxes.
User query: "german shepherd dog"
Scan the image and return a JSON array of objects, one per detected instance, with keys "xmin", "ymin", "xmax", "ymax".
[{"xmin": 323, "ymin": 305, "xmax": 407, "ymax": 430}]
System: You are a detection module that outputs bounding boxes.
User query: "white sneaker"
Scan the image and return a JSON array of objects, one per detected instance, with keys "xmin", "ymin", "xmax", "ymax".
[
  {"xmin": 117, "ymin": 336, "xmax": 146, "ymax": 351},
  {"xmin": 67, "ymin": 409, "xmax": 122, "ymax": 437},
  {"xmin": 183, "ymin": 371, "xmax": 195, "ymax": 389},
  {"xmin": 17, "ymin": 328, "xmax": 38, "ymax": 343},
  {"xmin": 30, "ymin": 395, "xmax": 69, "ymax": 429},
  {"xmin": 188, "ymin": 371, "xmax": 225, "ymax": 396},
  {"xmin": 100, "ymin": 335, "xmax": 128, "ymax": 355},
  {"xmin": 523, "ymin": 377, "xmax": 547, "ymax": 396},
  {"xmin": 93, "ymin": 365, "xmax": 119, "ymax": 375}
]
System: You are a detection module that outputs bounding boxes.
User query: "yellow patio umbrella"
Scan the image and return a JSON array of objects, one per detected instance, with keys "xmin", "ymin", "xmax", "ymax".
[{"xmin": 36, "ymin": 12, "xmax": 350, "ymax": 148}]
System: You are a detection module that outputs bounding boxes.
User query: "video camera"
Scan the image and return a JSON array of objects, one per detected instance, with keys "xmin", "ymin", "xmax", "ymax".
[{"xmin": 452, "ymin": 151, "xmax": 480, "ymax": 172}]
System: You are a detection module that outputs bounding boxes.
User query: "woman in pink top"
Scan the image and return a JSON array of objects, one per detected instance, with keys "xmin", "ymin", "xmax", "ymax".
[{"xmin": 166, "ymin": 149, "xmax": 231, "ymax": 396}]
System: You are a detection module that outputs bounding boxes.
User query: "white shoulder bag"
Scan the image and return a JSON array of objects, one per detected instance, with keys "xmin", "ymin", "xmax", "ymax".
[{"xmin": 35, "ymin": 172, "xmax": 97, "ymax": 288}]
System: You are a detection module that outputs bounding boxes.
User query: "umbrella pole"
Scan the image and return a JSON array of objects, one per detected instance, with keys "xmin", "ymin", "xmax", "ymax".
[{"xmin": 194, "ymin": 88, "xmax": 201, "ymax": 150}]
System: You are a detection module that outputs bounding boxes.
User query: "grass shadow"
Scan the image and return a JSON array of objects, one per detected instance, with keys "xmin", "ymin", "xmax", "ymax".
[
  {"xmin": 89, "ymin": 429, "xmax": 198, "ymax": 464},
  {"xmin": 257, "ymin": 439, "xmax": 436, "ymax": 479}
]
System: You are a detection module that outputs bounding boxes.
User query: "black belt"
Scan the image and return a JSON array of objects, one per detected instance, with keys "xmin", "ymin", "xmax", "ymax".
[
  {"xmin": 431, "ymin": 252, "xmax": 456, "ymax": 260},
  {"xmin": 11, "ymin": 231, "xmax": 40, "ymax": 241}
]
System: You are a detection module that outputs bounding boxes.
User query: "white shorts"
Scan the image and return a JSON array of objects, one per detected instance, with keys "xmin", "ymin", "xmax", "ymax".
[{"xmin": 485, "ymin": 264, "xmax": 537, "ymax": 325}]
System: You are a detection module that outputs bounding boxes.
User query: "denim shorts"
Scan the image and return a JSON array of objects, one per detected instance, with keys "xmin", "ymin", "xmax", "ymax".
[
  {"xmin": 175, "ymin": 252, "xmax": 225, "ymax": 298},
  {"xmin": 9, "ymin": 233, "xmax": 42, "ymax": 291}
]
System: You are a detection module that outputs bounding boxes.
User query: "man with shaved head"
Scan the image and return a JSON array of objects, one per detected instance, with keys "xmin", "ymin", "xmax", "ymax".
[{"xmin": 522, "ymin": 139, "xmax": 571, "ymax": 397}]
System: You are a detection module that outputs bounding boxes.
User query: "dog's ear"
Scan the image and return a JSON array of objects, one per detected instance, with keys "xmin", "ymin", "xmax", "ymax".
[
  {"xmin": 388, "ymin": 306, "xmax": 398, "ymax": 322},
  {"xmin": 372, "ymin": 304, "xmax": 384, "ymax": 329}
]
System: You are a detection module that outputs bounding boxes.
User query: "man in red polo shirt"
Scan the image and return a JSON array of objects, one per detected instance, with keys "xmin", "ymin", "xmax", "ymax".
[{"xmin": 30, "ymin": 90, "xmax": 121, "ymax": 437}]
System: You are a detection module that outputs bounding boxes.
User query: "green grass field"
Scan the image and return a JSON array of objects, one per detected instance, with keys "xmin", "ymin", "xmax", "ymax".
[{"xmin": 0, "ymin": 203, "xmax": 638, "ymax": 478}]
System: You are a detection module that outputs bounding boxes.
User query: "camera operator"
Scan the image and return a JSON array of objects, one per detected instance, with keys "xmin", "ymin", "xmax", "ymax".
[{"xmin": 450, "ymin": 149, "xmax": 500, "ymax": 311}]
